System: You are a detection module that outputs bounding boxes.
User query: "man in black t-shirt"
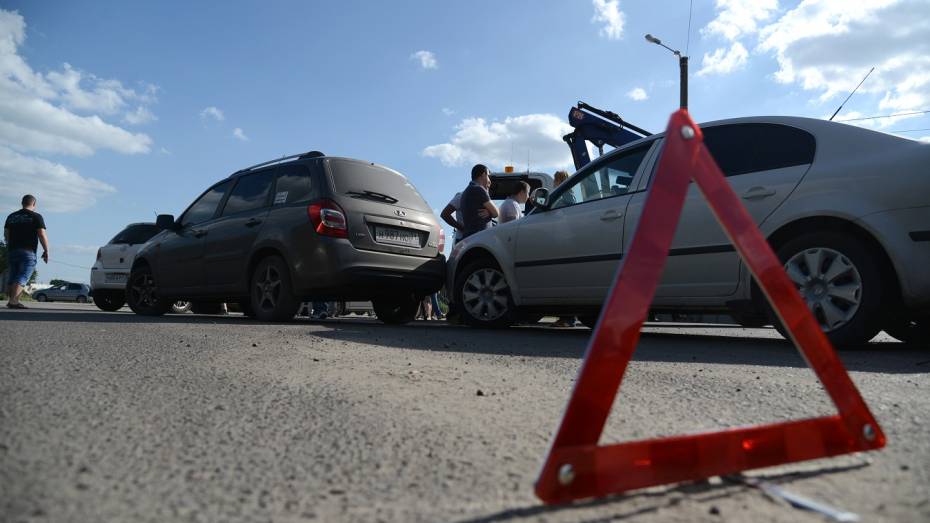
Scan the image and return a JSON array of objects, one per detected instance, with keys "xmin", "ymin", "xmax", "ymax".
[
  {"xmin": 4, "ymin": 195, "xmax": 49, "ymax": 309},
  {"xmin": 460, "ymin": 164, "xmax": 499, "ymax": 238}
]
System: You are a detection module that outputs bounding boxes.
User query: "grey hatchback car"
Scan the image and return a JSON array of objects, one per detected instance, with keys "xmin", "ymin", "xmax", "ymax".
[
  {"xmin": 34, "ymin": 283, "xmax": 92, "ymax": 303},
  {"xmin": 128, "ymin": 151, "xmax": 445, "ymax": 323}
]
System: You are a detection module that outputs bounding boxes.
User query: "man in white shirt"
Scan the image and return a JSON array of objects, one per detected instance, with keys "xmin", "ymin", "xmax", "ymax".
[{"xmin": 499, "ymin": 181, "xmax": 530, "ymax": 224}]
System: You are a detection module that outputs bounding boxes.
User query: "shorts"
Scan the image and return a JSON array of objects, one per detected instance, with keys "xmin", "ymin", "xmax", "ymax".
[{"xmin": 7, "ymin": 249, "xmax": 37, "ymax": 286}]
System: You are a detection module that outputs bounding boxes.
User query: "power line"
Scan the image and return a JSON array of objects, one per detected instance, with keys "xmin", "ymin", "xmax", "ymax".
[
  {"xmin": 685, "ymin": 0, "xmax": 694, "ymax": 57},
  {"xmin": 888, "ymin": 128, "xmax": 930, "ymax": 133},
  {"xmin": 837, "ymin": 109, "xmax": 930, "ymax": 122},
  {"xmin": 48, "ymin": 259, "xmax": 92, "ymax": 270}
]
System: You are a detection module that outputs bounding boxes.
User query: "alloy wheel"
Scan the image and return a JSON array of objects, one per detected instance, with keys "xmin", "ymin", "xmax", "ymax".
[
  {"xmin": 255, "ymin": 265, "xmax": 282, "ymax": 312},
  {"xmin": 462, "ymin": 268, "xmax": 510, "ymax": 321},
  {"xmin": 784, "ymin": 247, "xmax": 863, "ymax": 332},
  {"xmin": 129, "ymin": 272, "xmax": 158, "ymax": 308}
]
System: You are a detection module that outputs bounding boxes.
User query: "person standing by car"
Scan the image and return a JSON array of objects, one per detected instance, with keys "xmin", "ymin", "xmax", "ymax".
[
  {"xmin": 440, "ymin": 192, "xmax": 464, "ymax": 246},
  {"xmin": 4, "ymin": 195, "xmax": 49, "ymax": 309},
  {"xmin": 460, "ymin": 164, "xmax": 499, "ymax": 238},
  {"xmin": 499, "ymin": 181, "xmax": 530, "ymax": 224}
]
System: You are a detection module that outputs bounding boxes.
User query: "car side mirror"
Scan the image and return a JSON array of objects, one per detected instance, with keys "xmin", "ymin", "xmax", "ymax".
[
  {"xmin": 156, "ymin": 214, "xmax": 177, "ymax": 230},
  {"xmin": 530, "ymin": 188, "xmax": 550, "ymax": 209}
]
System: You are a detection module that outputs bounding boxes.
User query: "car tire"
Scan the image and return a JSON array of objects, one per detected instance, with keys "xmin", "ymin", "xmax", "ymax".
[
  {"xmin": 250, "ymin": 256, "xmax": 300, "ymax": 322},
  {"xmin": 171, "ymin": 301, "xmax": 192, "ymax": 314},
  {"xmin": 372, "ymin": 294, "xmax": 420, "ymax": 325},
  {"xmin": 767, "ymin": 232, "xmax": 884, "ymax": 348},
  {"xmin": 883, "ymin": 316, "xmax": 930, "ymax": 346},
  {"xmin": 454, "ymin": 258, "xmax": 516, "ymax": 329},
  {"xmin": 93, "ymin": 290, "xmax": 124, "ymax": 311},
  {"xmin": 35, "ymin": 293, "xmax": 47, "ymax": 302},
  {"xmin": 76, "ymin": 295, "xmax": 88, "ymax": 304},
  {"xmin": 191, "ymin": 302, "xmax": 225, "ymax": 315},
  {"xmin": 127, "ymin": 265, "xmax": 172, "ymax": 316}
]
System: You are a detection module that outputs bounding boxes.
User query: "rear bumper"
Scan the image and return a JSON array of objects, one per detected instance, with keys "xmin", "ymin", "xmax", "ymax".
[
  {"xmin": 90, "ymin": 262, "xmax": 130, "ymax": 291},
  {"xmin": 857, "ymin": 205, "xmax": 930, "ymax": 310},
  {"xmin": 290, "ymin": 238, "xmax": 446, "ymax": 299}
]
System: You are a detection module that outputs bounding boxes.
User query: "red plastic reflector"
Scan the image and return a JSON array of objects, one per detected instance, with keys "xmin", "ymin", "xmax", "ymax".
[
  {"xmin": 534, "ymin": 109, "xmax": 886, "ymax": 505},
  {"xmin": 308, "ymin": 199, "xmax": 348, "ymax": 238}
]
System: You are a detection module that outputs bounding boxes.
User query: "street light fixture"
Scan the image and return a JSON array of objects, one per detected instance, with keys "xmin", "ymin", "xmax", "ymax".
[{"xmin": 645, "ymin": 33, "xmax": 688, "ymax": 109}]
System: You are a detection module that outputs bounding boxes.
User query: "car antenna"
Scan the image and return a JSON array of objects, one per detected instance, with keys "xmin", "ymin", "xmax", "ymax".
[{"xmin": 829, "ymin": 67, "xmax": 874, "ymax": 121}]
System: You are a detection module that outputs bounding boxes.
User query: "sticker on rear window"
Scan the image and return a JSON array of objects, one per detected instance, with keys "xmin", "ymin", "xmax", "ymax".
[{"xmin": 273, "ymin": 191, "xmax": 288, "ymax": 204}]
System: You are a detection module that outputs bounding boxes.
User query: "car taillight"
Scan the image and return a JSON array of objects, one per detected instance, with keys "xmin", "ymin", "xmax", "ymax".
[
  {"xmin": 438, "ymin": 226, "xmax": 446, "ymax": 253},
  {"xmin": 308, "ymin": 199, "xmax": 348, "ymax": 238}
]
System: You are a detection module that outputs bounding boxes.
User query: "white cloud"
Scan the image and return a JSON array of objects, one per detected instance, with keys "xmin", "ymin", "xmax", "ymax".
[
  {"xmin": 0, "ymin": 8, "xmax": 157, "ymax": 212},
  {"xmin": 232, "ymin": 127, "xmax": 249, "ymax": 141},
  {"xmin": 703, "ymin": 0, "xmax": 778, "ymax": 42},
  {"xmin": 698, "ymin": 42, "xmax": 749, "ymax": 76},
  {"xmin": 0, "ymin": 145, "xmax": 115, "ymax": 212},
  {"xmin": 592, "ymin": 0, "xmax": 625, "ymax": 40},
  {"xmin": 200, "ymin": 106, "xmax": 224, "ymax": 122},
  {"xmin": 159, "ymin": 146, "xmax": 171, "ymax": 155},
  {"xmin": 423, "ymin": 114, "xmax": 573, "ymax": 170},
  {"xmin": 591, "ymin": 0, "xmax": 625, "ymax": 40},
  {"xmin": 917, "ymin": 135, "xmax": 930, "ymax": 143},
  {"xmin": 627, "ymin": 87, "xmax": 648, "ymax": 101},
  {"xmin": 442, "ymin": 107, "xmax": 455, "ymax": 116},
  {"xmin": 59, "ymin": 244, "xmax": 99, "ymax": 254},
  {"xmin": 410, "ymin": 50, "xmax": 437, "ymax": 70},
  {"xmin": 757, "ymin": 0, "xmax": 930, "ymax": 116},
  {"xmin": 124, "ymin": 105, "xmax": 156, "ymax": 125}
]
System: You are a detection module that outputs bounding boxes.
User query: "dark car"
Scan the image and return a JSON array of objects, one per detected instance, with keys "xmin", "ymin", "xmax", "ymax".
[{"xmin": 127, "ymin": 151, "xmax": 445, "ymax": 323}]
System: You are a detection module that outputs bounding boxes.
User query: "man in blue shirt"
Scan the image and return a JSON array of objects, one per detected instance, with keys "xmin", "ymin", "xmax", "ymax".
[{"xmin": 459, "ymin": 164, "xmax": 499, "ymax": 238}]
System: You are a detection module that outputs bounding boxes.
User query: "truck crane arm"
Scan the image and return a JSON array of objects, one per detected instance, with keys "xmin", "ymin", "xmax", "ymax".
[{"xmin": 563, "ymin": 101, "xmax": 652, "ymax": 171}]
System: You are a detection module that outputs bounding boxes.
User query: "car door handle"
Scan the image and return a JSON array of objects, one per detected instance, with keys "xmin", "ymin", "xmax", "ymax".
[
  {"xmin": 245, "ymin": 218, "xmax": 263, "ymax": 227},
  {"xmin": 742, "ymin": 187, "xmax": 776, "ymax": 200},
  {"xmin": 600, "ymin": 210, "xmax": 624, "ymax": 221},
  {"xmin": 192, "ymin": 229, "xmax": 207, "ymax": 238}
]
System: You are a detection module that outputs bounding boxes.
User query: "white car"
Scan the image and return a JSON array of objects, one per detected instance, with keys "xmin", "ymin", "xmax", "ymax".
[
  {"xmin": 448, "ymin": 116, "xmax": 930, "ymax": 346},
  {"xmin": 91, "ymin": 223, "xmax": 194, "ymax": 312}
]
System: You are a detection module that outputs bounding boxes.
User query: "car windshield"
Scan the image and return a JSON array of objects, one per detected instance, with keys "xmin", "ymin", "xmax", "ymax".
[{"xmin": 110, "ymin": 224, "xmax": 160, "ymax": 245}]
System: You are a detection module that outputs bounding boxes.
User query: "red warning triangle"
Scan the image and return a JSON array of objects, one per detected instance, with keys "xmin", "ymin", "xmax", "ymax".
[{"xmin": 535, "ymin": 110, "xmax": 886, "ymax": 504}]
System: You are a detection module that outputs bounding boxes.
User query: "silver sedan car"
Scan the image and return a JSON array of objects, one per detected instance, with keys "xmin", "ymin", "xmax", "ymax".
[{"xmin": 448, "ymin": 116, "xmax": 930, "ymax": 346}]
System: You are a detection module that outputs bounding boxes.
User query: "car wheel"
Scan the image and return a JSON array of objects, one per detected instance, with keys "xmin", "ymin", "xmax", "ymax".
[
  {"xmin": 372, "ymin": 294, "xmax": 420, "ymax": 325},
  {"xmin": 250, "ymin": 256, "xmax": 300, "ymax": 322},
  {"xmin": 455, "ymin": 258, "xmax": 516, "ymax": 328},
  {"xmin": 171, "ymin": 301, "xmax": 192, "ymax": 314},
  {"xmin": 127, "ymin": 265, "xmax": 172, "ymax": 316},
  {"xmin": 768, "ymin": 232, "xmax": 884, "ymax": 347},
  {"xmin": 76, "ymin": 295, "xmax": 88, "ymax": 304},
  {"xmin": 35, "ymin": 293, "xmax": 47, "ymax": 302},
  {"xmin": 884, "ymin": 316, "xmax": 930, "ymax": 346},
  {"xmin": 191, "ymin": 302, "xmax": 225, "ymax": 315},
  {"xmin": 93, "ymin": 290, "xmax": 124, "ymax": 311}
]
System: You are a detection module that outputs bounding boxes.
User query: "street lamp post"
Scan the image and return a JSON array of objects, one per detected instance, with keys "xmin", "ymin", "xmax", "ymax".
[{"xmin": 645, "ymin": 33, "xmax": 688, "ymax": 110}]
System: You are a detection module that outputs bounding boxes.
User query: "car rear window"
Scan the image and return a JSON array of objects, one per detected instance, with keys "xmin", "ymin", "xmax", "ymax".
[
  {"xmin": 327, "ymin": 159, "xmax": 430, "ymax": 211},
  {"xmin": 109, "ymin": 224, "xmax": 160, "ymax": 245}
]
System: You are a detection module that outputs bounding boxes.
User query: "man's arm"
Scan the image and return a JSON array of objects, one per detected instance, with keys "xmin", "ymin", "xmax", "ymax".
[
  {"xmin": 439, "ymin": 204, "xmax": 463, "ymax": 231},
  {"xmin": 482, "ymin": 200, "xmax": 499, "ymax": 219},
  {"xmin": 38, "ymin": 228, "xmax": 49, "ymax": 263}
]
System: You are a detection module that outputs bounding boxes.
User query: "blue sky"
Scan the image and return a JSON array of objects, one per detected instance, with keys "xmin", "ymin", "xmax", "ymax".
[{"xmin": 2, "ymin": 0, "xmax": 928, "ymax": 284}]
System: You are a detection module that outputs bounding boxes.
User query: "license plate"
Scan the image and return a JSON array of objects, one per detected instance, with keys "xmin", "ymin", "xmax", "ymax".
[
  {"xmin": 375, "ymin": 226, "xmax": 420, "ymax": 247},
  {"xmin": 105, "ymin": 273, "xmax": 128, "ymax": 283}
]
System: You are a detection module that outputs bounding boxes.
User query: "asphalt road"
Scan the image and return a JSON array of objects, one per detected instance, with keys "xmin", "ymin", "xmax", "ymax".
[{"xmin": 1, "ymin": 303, "xmax": 928, "ymax": 522}]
